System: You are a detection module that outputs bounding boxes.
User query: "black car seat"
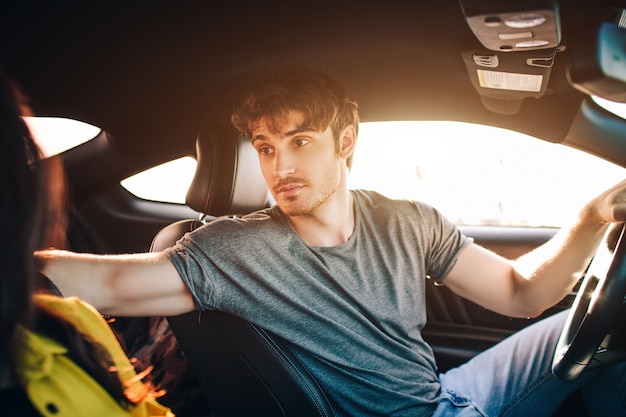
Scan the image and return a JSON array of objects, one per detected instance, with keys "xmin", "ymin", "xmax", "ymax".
[{"xmin": 150, "ymin": 124, "xmax": 336, "ymax": 417}]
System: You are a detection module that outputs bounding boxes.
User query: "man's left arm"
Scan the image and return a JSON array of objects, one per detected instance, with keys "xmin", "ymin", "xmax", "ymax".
[{"xmin": 442, "ymin": 178, "xmax": 626, "ymax": 318}]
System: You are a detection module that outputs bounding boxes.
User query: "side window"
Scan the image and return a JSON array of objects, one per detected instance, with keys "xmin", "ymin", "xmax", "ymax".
[
  {"xmin": 593, "ymin": 96, "xmax": 626, "ymax": 118},
  {"xmin": 121, "ymin": 157, "xmax": 197, "ymax": 204},
  {"xmin": 349, "ymin": 121, "xmax": 626, "ymax": 227},
  {"xmin": 22, "ymin": 116, "xmax": 197, "ymax": 205},
  {"xmin": 24, "ymin": 116, "xmax": 100, "ymax": 157}
]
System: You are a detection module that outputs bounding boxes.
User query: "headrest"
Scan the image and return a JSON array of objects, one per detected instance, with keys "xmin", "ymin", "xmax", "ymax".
[{"xmin": 186, "ymin": 124, "xmax": 268, "ymax": 216}]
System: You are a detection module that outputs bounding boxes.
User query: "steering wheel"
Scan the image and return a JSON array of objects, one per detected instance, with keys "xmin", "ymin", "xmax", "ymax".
[{"xmin": 552, "ymin": 224, "xmax": 626, "ymax": 381}]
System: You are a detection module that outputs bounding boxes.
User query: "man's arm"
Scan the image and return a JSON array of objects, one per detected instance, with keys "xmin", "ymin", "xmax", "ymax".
[
  {"xmin": 443, "ymin": 178, "xmax": 626, "ymax": 319},
  {"xmin": 37, "ymin": 249, "xmax": 196, "ymax": 317}
]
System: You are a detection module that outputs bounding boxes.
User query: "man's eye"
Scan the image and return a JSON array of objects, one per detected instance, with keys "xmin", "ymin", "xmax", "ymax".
[
  {"xmin": 294, "ymin": 138, "xmax": 309, "ymax": 147},
  {"xmin": 258, "ymin": 146, "xmax": 273, "ymax": 156}
]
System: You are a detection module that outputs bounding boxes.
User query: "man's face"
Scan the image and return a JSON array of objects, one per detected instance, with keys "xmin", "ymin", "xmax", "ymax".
[{"xmin": 251, "ymin": 110, "xmax": 344, "ymax": 217}]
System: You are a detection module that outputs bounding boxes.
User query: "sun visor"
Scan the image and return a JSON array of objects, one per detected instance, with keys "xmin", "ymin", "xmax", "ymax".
[
  {"xmin": 567, "ymin": 22, "xmax": 626, "ymax": 103},
  {"xmin": 462, "ymin": 48, "xmax": 556, "ymax": 115}
]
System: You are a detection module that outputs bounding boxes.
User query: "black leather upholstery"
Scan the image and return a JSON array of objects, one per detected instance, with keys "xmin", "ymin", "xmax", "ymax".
[
  {"xmin": 184, "ymin": 124, "xmax": 268, "ymax": 217},
  {"xmin": 166, "ymin": 296, "xmax": 336, "ymax": 417},
  {"xmin": 153, "ymin": 125, "xmax": 335, "ymax": 417}
]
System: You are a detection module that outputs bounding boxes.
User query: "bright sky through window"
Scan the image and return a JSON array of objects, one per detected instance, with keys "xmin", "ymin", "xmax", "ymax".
[
  {"xmin": 26, "ymin": 117, "xmax": 626, "ymax": 227},
  {"xmin": 24, "ymin": 117, "xmax": 100, "ymax": 157}
]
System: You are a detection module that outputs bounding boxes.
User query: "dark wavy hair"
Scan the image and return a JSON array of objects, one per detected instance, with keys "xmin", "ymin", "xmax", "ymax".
[
  {"xmin": 0, "ymin": 75, "xmax": 148, "ymax": 408},
  {"xmin": 231, "ymin": 67, "xmax": 360, "ymax": 168},
  {"xmin": 0, "ymin": 75, "xmax": 46, "ymax": 349}
]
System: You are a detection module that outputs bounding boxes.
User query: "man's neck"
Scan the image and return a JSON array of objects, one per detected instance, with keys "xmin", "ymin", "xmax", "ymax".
[{"xmin": 286, "ymin": 190, "xmax": 355, "ymax": 247}]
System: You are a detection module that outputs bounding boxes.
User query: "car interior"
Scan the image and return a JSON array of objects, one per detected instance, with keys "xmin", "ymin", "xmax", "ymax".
[{"xmin": 3, "ymin": 1, "xmax": 626, "ymax": 416}]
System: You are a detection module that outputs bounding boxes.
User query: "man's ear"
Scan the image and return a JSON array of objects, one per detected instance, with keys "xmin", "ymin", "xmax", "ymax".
[{"xmin": 339, "ymin": 124, "xmax": 357, "ymax": 160}]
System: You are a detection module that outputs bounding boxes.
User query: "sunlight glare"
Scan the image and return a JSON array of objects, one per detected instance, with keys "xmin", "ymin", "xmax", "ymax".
[
  {"xmin": 350, "ymin": 121, "xmax": 626, "ymax": 226},
  {"xmin": 24, "ymin": 117, "xmax": 100, "ymax": 157}
]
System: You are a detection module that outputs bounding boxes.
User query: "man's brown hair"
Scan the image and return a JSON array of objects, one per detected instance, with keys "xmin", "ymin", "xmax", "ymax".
[{"xmin": 231, "ymin": 67, "xmax": 359, "ymax": 168}]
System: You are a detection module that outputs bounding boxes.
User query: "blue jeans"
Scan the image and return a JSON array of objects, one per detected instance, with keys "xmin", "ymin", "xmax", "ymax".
[{"xmin": 433, "ymin": 310, "xmax": 626, "ymax": 417}]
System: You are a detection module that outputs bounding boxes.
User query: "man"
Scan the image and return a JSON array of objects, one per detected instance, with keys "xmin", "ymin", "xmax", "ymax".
[{"xmin": 40, "ymin": 67, "xmax": 626, "ymax": 416}]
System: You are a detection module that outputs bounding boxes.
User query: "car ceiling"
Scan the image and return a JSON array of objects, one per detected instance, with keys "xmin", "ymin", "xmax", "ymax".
[{"xmin": 1, "ymin": 1, "xmax": 625, "ymax": 175}]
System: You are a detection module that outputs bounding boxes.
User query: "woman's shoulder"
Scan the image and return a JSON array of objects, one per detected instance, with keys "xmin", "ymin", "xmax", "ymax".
[{"xmin": 14, "ymin": 297, "xmax": 174, "ymax": 417}]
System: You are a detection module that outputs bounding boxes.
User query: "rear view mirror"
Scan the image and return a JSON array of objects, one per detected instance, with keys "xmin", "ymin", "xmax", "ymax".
[{"xmin": 567, "ymin": 22, "xmax": 626, "ymax": 103}]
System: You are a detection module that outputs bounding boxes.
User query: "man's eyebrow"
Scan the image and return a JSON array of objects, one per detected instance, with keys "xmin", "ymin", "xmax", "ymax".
[
  {"xmin": 284, "ymin": 126, "xmax": 318, "ymax": 136},
  {"xmin": 251, "ymin": 126, "xmax": 318, "ymax": 143}
]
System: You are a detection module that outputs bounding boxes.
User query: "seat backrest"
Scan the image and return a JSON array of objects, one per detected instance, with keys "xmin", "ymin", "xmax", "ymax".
[{"xmin": 151, "ymin": 125, "xmax": 335, "ymax": 417}]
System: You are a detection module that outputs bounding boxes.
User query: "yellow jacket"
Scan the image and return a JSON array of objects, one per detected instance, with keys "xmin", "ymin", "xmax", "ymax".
[{"xmin": 12, "ymin": 294, "xmax": 174, "ymax": 417}]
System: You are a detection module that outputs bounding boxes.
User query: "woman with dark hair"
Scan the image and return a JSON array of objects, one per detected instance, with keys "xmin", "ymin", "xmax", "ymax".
[{"xmin": 0, "ymin": 75, "xmax": 173, "ymax": 417}]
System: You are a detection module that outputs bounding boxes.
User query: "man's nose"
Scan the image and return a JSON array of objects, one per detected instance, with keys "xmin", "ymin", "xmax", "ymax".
[{"xmin": 273, "ymin": 150, "xmax": 296, "ymax": 177}]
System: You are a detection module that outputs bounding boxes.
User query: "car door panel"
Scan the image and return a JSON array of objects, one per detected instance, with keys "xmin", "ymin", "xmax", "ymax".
[{"xmin": 68, "ymin": 186, "xmax": 199, "ymax": 254}]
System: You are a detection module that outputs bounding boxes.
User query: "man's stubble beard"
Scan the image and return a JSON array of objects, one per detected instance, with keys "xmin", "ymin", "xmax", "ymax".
[{"xmin": 278, "ymin": 164, "xmax": 342, "ymax": 218}]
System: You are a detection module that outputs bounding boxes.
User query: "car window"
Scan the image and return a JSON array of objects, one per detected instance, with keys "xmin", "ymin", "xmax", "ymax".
[
  {"xmin": 593, "ymin": 96, "xmax": 626, "ymax": 119},
  {"xmin": 348, "ymin": 121, "xmax": 626, "ymax": 227},
  {"xmin": 121, "ymin": 157, "xmax": 197, "ymax": 204},
  {"xmin": 24, "ymin": 116, "xmax": 100, "ymax": 157},
  {"xmin": 29, "ymin": 116, "xmax": 624, "ymax": 226},
  {"xmin": 122, "ymin": 121, "xmax": 624, "ymax": 227},
  {"xmin": 22, "ymin": 116, "xmax": 196, "ymax": 205}
]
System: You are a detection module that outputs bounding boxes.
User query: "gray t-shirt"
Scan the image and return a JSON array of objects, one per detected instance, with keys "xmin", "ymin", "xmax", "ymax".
[{"xmin": 166, "ymin": 189, "xmax": 470, "ymax": 417}]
